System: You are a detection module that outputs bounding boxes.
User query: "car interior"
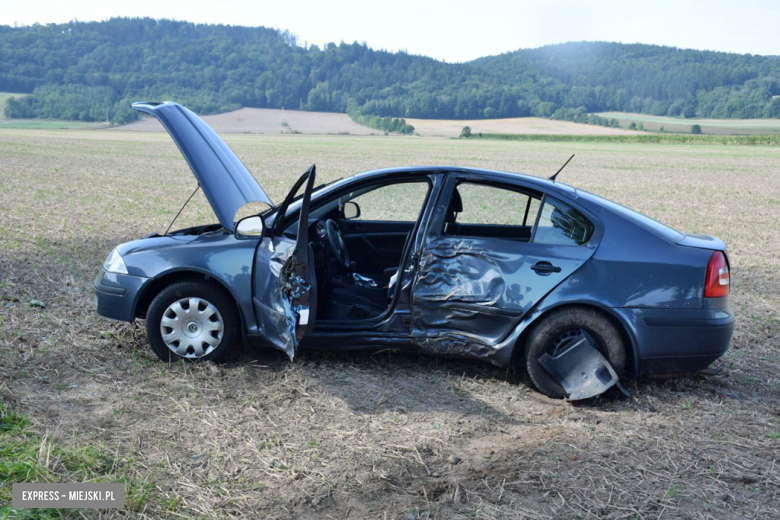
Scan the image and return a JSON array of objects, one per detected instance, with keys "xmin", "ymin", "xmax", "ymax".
[
  {"xmin": 442, "ymin": 181, "xmax": 543, "ymax": 241},
  {"xmin": 283, "ymin": 176, "xmax": 592, "ymax": 322},
  {"xmin": 441, "ymin": 181, "xmax": 593, "ymax": 246},
  {"xmin": 284, "ymin": 179, "xmax": 432, "ymax": 321}
]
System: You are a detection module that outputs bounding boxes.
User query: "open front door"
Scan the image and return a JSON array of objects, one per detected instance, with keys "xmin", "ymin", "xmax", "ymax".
[{"xmin": 252, "ymin": 166, "xmax": 318, "ymax": 360}]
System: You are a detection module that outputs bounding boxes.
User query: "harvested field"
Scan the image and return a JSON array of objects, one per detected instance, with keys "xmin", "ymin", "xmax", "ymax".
[
  {"xmin": 111, "ymin": 106, "xmax": 641, "ymax": 137},
  {"xmin": 404, "ymin": 116, "xmax": 641, "ymax": 137},
  {"xmin": 112, "ymin": 107, "xmax": 377, "ymax": 135},
  {"xmin": 1, "ymin": 129, "xmax": 779, "ymax": 519},
  {"xmin": 597, "ymin": 111, "xmax": 780, "ymax": 135}
]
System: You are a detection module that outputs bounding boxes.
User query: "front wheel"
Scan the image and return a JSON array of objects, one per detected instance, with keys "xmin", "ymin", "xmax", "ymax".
[
  {"xmin": 146, "ymin": 281, "xmax": 239, "ymax": 362},
  {"xmin": 524, "ymin": 307, "xmax": 626, "ymax": 399}
]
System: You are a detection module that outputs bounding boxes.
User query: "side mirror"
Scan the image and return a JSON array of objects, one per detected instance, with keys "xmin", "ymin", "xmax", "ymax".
[
  {"xmin": 343, "ymin": 201, "xmax": 361, "ymax": 220},
  {"xmin": 235, "ymin": 215, "xmax": 264, "ymax": 238}
]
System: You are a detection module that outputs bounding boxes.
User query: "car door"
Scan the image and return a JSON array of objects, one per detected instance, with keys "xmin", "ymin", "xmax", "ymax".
[
  {"xmin": 410, "ymin": 173, "xmax": 600, "ymax": 356},
  {"xmin": 252, "ymin": 166, "xmax": 318, "ymax": 361}
]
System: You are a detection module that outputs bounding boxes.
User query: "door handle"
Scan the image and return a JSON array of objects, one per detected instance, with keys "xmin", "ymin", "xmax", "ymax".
[{"xmin": 530, "ymin": 261, "xmax": 561, "ymax": 275}]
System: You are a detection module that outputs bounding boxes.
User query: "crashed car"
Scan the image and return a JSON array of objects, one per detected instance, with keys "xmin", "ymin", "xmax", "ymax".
[{"xmin": 94, "ymin": 101, "xmax": 734, "ymax": 399}]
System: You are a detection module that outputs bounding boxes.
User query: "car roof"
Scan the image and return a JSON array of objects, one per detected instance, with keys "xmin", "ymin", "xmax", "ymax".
[
  {"xmin": 317, "ymin": 165, "xmax": 576, "ymax": 197},
  {"xmin": 272, "ymin": 165, "xmax": 693, "ymax": 247},
  {"xmin": 267, "ymin": 165, "xmax": 578, "ymax": 228}
]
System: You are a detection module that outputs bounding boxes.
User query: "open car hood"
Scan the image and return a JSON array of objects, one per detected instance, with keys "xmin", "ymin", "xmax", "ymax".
[{"xmin": 132, "ymin": 101, "xmax": 272, "ymax": 231}]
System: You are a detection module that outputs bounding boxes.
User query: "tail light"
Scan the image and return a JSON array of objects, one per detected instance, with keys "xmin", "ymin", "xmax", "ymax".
[{"xmin": 704, "ymin": 251, "xmax": 729, "ymax": 298}]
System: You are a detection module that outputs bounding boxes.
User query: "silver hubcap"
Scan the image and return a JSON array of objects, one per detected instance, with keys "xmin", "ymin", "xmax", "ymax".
[{"xmin": 160, "ymin": 297, "xmax": 224, "ymax": 359}]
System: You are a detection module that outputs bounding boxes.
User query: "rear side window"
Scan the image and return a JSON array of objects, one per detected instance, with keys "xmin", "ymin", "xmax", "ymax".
[
  {"xmin": 533, "ymin": 197, "xmax": 594, "ymax": 246},
  {"xmin": 454, "ymin": 183, "xmax": 537, "ymax": 226}
]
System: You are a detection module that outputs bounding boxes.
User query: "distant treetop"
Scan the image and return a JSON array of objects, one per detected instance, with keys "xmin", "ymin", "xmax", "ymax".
[{"xmin": 2, "ymin": 19, "xmax": 779, "ymax": 123}]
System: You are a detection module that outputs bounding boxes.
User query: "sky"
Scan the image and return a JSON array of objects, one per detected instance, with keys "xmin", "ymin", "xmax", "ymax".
[{"xmin": 3, "ymin": 0, "xmax": 780, "ymax": 63}]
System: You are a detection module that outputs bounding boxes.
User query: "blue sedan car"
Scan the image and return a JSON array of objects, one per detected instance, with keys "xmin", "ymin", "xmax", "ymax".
[{"xmin": 95, "ymin": 102, "xmax": 734, "ymax": 399}]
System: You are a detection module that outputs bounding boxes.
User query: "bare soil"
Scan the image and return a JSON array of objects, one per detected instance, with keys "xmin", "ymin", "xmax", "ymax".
[{"xmin": 1, "ymin": 129, "xmax": 778, "ymax": 518}]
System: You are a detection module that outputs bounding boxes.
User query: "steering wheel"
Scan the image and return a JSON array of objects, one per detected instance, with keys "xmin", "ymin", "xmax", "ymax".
[{"xmin": 325, "ymin": 219, "xmax": 351, "ymax": 270}]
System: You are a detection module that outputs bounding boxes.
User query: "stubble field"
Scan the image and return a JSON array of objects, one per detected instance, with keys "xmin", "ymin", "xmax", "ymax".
[
  {"xmin": 1, "ymin": 129, "xmax": 779, "ymax": 519},
  {"xmin": 596, "ymin": 112, "xmax": 780, "ymax": 135}
]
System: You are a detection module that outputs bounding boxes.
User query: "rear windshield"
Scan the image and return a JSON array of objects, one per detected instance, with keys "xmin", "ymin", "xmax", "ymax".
[{"xmin": 580, "ymin": 190, "xmax": 685, "ymax": 242}]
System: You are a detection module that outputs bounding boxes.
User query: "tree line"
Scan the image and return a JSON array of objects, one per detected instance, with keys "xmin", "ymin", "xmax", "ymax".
[{"xmin": 2, "ymin": 18, "xmax": 779, "ymax": 126}]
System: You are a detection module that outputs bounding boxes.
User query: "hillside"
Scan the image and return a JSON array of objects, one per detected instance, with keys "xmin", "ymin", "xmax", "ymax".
[{"xmin": 2, "ymin": 19, "xmax": 780, "ymax": 125}]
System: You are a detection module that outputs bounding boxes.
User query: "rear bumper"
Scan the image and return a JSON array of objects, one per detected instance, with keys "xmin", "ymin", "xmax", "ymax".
[
  {"xmin": 94, "ymin": 268, "xmax": 149, "ymax": 322},
  {"xmin": 611, "ymin": 302, "xmax": 735, "ymax": 376}
]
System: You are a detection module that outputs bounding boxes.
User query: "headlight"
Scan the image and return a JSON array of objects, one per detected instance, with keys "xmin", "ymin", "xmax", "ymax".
[{"xmin": 103, "ymin": 249, "xmax": 128, "ymax": 275}]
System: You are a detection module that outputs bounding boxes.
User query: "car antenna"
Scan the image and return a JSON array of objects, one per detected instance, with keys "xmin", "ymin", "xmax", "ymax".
[
  {"xmin": 164, "ymin": 184, "xmax": 200, "ymax": 236},
  {"xmin": 549, "ymin": 154, "xmax": 575, "ymax": 181}
]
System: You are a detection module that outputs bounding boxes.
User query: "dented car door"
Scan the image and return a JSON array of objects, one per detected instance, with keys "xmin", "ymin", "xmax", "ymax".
[
  {"xmin": 252, "ymin": 166, "xmax": 318, "ymax": 360},
  {"xmin": 410, "ymin": 173, "xmax": 599, "ymax": 361}
]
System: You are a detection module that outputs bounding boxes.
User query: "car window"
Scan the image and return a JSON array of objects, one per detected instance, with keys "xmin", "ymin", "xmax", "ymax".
[
  {"xmin": 453, "ymin": 183, "xmax": 538, "ymax": 226},
  {"xmin": 533, "ymin": 197, "xmax": 594, "ymax": 246},
  {"xmin": 348, "ymin": 181, "xmax": 429, "ymax": 222}
]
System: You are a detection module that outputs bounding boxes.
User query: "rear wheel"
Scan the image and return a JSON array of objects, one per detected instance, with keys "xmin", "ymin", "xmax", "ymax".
[
  {"xmin": 146, "ymin": 281, "xmax": 239, "ymax": 362},
  {"xmin": 524, "ymin": 307, "xmax": 626, "ymax": 399}
]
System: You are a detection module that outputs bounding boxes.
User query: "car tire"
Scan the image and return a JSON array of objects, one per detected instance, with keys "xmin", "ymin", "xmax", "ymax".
[
  {"xmin": 524, "ymin": 307, "xmax": 626, "ymax": 399},
  {"xmin": 146, "ymin": 280, "xmax": 239, "ymax": 363}
]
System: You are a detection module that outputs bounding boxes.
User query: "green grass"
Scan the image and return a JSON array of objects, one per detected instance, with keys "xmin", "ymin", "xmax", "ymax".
[
  {"xmin": 463, "ymin": 133, "xmax": 780, "ymax": 146},
  {"xmin": 0, "ymin": 402, "xmax": 161, "ymax": 518}
]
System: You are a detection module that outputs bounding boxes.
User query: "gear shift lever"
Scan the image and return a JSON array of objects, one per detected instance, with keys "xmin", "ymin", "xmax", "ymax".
[{"xmin": 352, "ymin": 272, "xmax": 378, "ymax": 288}]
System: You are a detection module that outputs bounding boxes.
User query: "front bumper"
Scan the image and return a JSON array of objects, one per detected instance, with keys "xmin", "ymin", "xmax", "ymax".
[
  {"xmin": 94, "ymin": 268, "xmax": 149, "ymax": 322},
  {"xmin": 612, "ymin": 301, "xmax": 735, "ymax": 376}
]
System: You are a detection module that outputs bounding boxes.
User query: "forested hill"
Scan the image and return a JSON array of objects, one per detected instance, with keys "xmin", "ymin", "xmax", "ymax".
[{"xmin": 2, "ymin": 18, "xmax": 780, "ymax": 124}]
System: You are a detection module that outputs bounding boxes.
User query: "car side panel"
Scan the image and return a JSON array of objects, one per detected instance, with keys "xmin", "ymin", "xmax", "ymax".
[
  {"xmin": 117, "ymin": 234, "xmax": 259, "ymax": 332},
  {"xmin": 411, "ymin": 238, "xmax": 596, "ymax": 344},
  {"xmin": 580, "ymin": 211, "xmax": 712, "ymax": 309},
  {"xmin": 506, "ymin": 247, "xmax": 733, "ymax": 374},
  {"xmin": 409, "ymin": 173, "xmax": 601, "ymax": 361},
  {"xmin": 609, "ymin": 306, "xmax": 734, "ymax": 375}
]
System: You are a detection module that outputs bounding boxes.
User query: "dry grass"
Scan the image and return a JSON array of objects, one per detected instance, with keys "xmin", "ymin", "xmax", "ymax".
[{"xmin": 1, "ymin": 129, "xmax": 779, "ymax": 518}]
